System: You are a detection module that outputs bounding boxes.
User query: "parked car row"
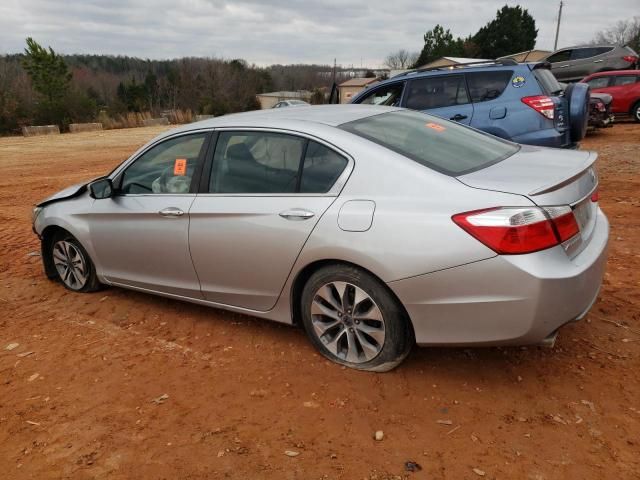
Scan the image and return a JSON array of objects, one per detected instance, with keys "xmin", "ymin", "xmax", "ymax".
[{"xmin": 349, "ymin": 60, "xmax": 590, "ymax": 149}]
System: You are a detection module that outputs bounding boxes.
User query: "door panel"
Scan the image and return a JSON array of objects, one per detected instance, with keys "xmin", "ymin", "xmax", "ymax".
[
  {"xmin": 90, "ymin": 195, "xmax": 202, "ymax": 297},
  {"xmin": 189, "ymin": 196, "xmax": 334, "ymax": 311}
]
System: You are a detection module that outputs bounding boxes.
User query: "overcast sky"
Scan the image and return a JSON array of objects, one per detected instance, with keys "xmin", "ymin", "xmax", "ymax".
[{"xmin": 0, "ymin": 0, "xmax": 637, "ymax": 67}]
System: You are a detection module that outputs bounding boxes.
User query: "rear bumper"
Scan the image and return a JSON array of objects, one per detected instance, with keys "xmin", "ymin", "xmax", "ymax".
[
  {"xmin": 511, "ymin": 128, "xmax": 572, "ymax": 149},
  {"xmin": 388, "ymin": 208, "xmax": 609, "ymax": 346}
]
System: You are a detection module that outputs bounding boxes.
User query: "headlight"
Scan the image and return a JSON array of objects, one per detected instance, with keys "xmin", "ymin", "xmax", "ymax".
[{"xmin": 32, "ymin": 206, "xmax": 43, "ymax": 224}]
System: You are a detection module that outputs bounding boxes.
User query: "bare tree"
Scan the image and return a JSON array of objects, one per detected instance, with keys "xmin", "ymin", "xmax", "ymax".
[
  {"xmin": 384, "ymin": 49, "xmax": 418, "ymax": 69},
  {"xmin": 592, "ymin": 17, "xmax": 640, "ymax": 51}
]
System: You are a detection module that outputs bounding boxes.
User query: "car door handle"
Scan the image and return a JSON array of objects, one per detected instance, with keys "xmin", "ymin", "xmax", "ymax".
[
  {"xmin": 159, "ymin": 207, "xmax": 185, "ymax": 217},
  {"xmin": 279, "ymin": 209, "xmax": 315, "ymax": 221},
  {"xmin": 450, "ymin": 114, "xmax": 468, "ymax": 121},
  {"xmin": 593, "ymin": 59, "xmax": 604, "ymax": 63},
  {"xmin": 559, "ymin": 64, "xmax": 570, "ymax": 68}
]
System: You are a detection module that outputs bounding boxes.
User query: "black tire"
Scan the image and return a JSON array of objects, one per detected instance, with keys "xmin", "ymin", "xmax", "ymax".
[
  {"xmin": 632, "ymin": 101, "xmax": 640, "ymax": 123},
  {"xmin": 49, "ymin": 231, "xmax": 102, "ymax": 292},
  {"xmin": 300, "ymin": 264, "xmax": 414, "ymax": 372},
  {"xmin": 565, "ymin": 82, "xmax": 590, "ymax": 143}
]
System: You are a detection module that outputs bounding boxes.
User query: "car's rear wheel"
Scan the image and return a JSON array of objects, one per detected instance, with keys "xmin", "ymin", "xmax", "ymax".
[
  {"xmin": 632, "ymin": 101, "xmax": 640, "ymax": 123},
  {"xmin": 300, "ymin": 265, "xmax": 413, "ymax": 372},
  {"xmin": 50, "ymin": 232, "xmax": 101, "ymax": 292}
]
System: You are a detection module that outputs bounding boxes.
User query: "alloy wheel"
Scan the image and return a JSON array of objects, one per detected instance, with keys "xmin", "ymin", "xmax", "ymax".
[
  {"xmin": 310, "ymin": 281, "xmax": 386, "ymax": 363},
  {"xmin": 52, "ymin": 240, "xmax": 88, "ymax": 290}
]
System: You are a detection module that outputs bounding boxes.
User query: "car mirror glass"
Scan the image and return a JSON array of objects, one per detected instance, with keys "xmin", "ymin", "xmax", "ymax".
[{"xmin": 89, "ymin": 178, "xmax": 113, "ymax": 199}]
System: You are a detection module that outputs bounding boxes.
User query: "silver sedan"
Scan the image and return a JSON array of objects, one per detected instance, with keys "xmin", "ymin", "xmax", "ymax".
[{"xmin": 32, "ymin": 105, "xmax": 609, "ymax": 371}]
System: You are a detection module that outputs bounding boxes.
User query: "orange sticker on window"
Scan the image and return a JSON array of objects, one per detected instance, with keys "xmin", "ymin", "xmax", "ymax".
[
  {"xmin": 426, "ymin": 122, "xmax": 446, "ymax": 132},
  {"xmin": 173, "ymin": 158, "xmax": 187, "ymax": 176}
]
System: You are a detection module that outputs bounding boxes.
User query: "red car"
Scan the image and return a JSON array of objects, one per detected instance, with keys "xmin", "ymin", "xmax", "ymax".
[{"xmin": 581, "ymin": 70, "xmax": 640, "ymax": 122}]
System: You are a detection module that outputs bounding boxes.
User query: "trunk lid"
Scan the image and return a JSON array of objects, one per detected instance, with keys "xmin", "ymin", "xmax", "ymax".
[{"xmin": 457, "ymin": 145, "xmax": 599, "ymax": 257}]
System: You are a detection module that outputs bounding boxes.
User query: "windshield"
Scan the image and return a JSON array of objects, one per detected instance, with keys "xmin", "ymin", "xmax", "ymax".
[{"xmin": 339, "ymin": 110, "xmax": 519, "ymax": 176}]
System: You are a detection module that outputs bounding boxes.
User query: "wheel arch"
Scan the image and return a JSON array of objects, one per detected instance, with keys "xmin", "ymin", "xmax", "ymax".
[
  {"xmin": 289, "ymin": 259, "xmax": 415, "ymax": 339},
  {"xmin": 40, "ymin": 225, "xmax": 70, "ymax": 278}
]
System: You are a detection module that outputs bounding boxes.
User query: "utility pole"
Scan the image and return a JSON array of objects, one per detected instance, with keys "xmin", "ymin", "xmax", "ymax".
[{"xmin": 553, "ymin": 1, "xmax": 563, "ymax": 51}]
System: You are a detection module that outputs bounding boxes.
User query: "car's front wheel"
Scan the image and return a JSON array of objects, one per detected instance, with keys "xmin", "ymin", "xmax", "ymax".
[
  {"xmin": 632, "ymin": 101, "xmax": 640, "ymax": 123},
  {"xmin": 300, "ymin": 265, "xmax": 413, "ymax": 372},
  {"xmin": 49, "ymin": 232, "xmax": 101, "ymax": 292}
]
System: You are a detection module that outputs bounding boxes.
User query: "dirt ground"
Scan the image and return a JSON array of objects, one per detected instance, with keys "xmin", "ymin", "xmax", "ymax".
[{"xmin": 0, "ymin": 123, "xmax": 639, "ymax": 480}]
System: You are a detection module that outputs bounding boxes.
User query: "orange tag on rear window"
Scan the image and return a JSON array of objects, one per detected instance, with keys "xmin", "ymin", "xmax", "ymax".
[
  {"xmin": 173, "ymin": 158, "xmax": 187, "ymax": 176},
  {"xmin": 426, "ymin": 123, "xmax": 446, "ymax": 132}
]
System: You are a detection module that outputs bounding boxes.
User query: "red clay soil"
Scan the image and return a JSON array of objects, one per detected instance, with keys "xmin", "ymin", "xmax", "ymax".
[{"xmin": 0, "ymin": 124, "xmax": 639, "ymax": 479}]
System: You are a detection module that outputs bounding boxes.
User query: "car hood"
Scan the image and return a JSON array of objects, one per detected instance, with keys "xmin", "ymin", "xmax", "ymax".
[
  {"xmin": 36, "ymin": 179, "xmax": 95, "ymax": 207},
  {"xmin": 457, "ymin": 145, "xmax": 597, "ymax": 206}
]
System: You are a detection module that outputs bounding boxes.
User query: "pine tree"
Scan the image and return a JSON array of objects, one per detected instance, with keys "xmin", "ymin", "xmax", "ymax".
[{"xmin": 21, "ymin": 37, "xmax": 71, "ymax": 124}]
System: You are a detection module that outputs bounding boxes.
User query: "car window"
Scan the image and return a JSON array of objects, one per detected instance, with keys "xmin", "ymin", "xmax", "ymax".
[
  {"xmin": 340, "ymin": 110, "xmax": 518, "ymax": 176},
  {"xmin": 121, "ymin": 133, "xmax": 207, "ymax": 194},
  {"xmin": 405, "ymin": 75, "xmax": 469, "ymax": 110},
  {"xmin": 357, "ymin": 83, "xmax": 404, "ymax": 106},
  {"xmin": 547, "ymin": 50, "xmax": 571, "ymax": 63},
  {"xmin": 613, "ymin": 75, "xmax": 638, "ymax": 86},
  {"xmin": 209, "ymin": 131, "xmax": 305, "ymax": 193},
  {"xmin": 300, "ymin": 141, "xmax": 348, "ymax": 193},
  {"xmin": 587, "ymin": 77, "xmax": 611, "ymax": 88},
  {"xmin": 571, "ymin": 48, "xmax": 601, "ymax": 60},
  {"xmin": 466, "ymin": 71, "xmax": 513, "ymax": 102},
  {"xmin": 533, "ymin": 68, "xmax": 563, "ymax": 95}
]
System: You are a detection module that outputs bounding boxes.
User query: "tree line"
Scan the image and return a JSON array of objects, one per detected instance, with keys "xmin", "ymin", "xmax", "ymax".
[
  {"xmin": 385, "ymin": 7, "xmax": 640, "ymax": 70},
  {"xmin": 0, "ymin": 39, "xmax": 342, "ymax": 135}
]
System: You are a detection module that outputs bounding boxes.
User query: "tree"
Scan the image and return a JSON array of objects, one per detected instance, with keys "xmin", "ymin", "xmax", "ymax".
[
  {"xmin": 412, "ymin": 25, "xmax": 464, "ymax": 68},
  {"xmin": 592, "ymin": 17, "xmax": 640, "ymax": 53},
  {"xmin": 384, "ymin": 49, "xmax": 418, "ymax": 69},
  {"xmin": 472, "ymin": 5, "xmax": 537, "ymax": 59},
  {"xmin": 21, "ymin": 37, "xmax": 72, "ymax": 125}
]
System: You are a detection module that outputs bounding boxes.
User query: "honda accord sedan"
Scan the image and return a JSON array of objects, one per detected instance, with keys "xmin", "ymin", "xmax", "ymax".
[{"xmin": 32, "ymin": 105, "xmax": 609, "ymax": 371}]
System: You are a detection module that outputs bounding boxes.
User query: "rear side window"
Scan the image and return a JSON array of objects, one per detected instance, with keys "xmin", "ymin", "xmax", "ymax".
[
  {"xmin": 466, "ymin": 71, "xmax": 513, "ymax": 102},
  {"xmin": 405, "ymin": 75, "xmax": 469, "ymax": 110},
  {"xmin": 587, "ymin": 77, "xmax": 611, "ymax": 88},
  {"xmin": 613, "ymin": 75, "xmax": 638, "ymax": 86},
  {"xmin": 533, "ymin": 68, "xmax": 563, "ymax": 95},
  {"xmin": 572, "ymin": 47, "xmax": 613, "ymax": 59},
  {"xmin": 547, "ymin": 50, "xmax": 571, "ymax": 63},
  {"xmin": 300, "ymin": 142, "xmax": 348, "ymax": 193},
  {"xmin": 340, "ymin": 110, "xmax": 518, "ymax": 176},
  {"xmin": 357, "ymin": 83, "xmax": 404, "ymax": 106},
  {"xmin": 210, "ymin": 132, "xmax": 304, "ymax": 193}
]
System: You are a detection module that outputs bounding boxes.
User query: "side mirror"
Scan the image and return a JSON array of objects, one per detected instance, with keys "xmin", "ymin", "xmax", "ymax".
[{"xmin": 89, "ymin": 178, "xmax": 114, "ymax": 199}]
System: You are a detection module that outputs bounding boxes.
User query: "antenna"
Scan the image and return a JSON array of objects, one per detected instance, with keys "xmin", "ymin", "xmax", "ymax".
[{"xmin": 553, "ymin": 1, "xmax": 563, "ymax": 51}]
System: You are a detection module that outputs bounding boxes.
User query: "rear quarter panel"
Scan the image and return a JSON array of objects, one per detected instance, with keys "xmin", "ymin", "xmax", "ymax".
[{"xmin": 292, "ymin": 137, "xmax": 535, "ymax": 283}]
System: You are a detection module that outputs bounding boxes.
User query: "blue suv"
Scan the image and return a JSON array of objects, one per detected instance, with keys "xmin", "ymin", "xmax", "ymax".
[{"xmin": 350, "ymin": 60, "xmax": 589, "ymax": 148}]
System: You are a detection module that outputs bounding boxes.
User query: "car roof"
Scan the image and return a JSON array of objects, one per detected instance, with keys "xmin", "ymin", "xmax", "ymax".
[
  {"xmin": 160, "ymin": 105, "xmax": 402, "ymax": 138},
  {"xmin": 383, "ymin": 61, "xmax": 531, "ymax": 84}
]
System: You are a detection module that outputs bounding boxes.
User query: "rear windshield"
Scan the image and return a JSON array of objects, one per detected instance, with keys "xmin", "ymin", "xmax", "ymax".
[
  {"xmin": 339, "ymin": 110, "xmax": 519, "ymax": 176},
  {"xmin": 533, "ymin": 67, "xmax": 562, "ymax": 95}
]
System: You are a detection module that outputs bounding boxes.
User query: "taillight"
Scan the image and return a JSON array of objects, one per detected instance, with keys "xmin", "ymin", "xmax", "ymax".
[
  {"xmin": 622, "ymin": 55, "xmax": 638, "ymax": 63},
  {"xmin": 452, "ymin": 206, "xmax": 579, "ymax": 255},
  {"xmin": 590, "ymin": 189, "xmax": 599, "ymax": 202},
  {"xmin": 521, "ymin": 96, "xmax": 555, "ymax": 120},
  {"xmin": 543, "ymin": 206, "xmax": 580, "ymax": 242}
]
